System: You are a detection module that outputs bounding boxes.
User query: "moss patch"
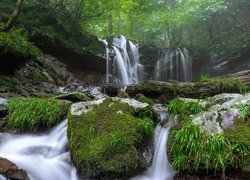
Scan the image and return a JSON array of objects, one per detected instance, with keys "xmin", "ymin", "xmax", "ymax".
[
  {"xmin": 137, "ymin": 96, "xmax": 154, "ymax": 105},
  {"xmin": 198, "ymin": 75, "xmax": 249, "ymax": 93},
  {"xmin": 6, "ymin": 98, "xmax": 63, "ymax": 131},
  {"xmin": 68, "ymin": 98, "xmax": 154, "ymax": 177}
]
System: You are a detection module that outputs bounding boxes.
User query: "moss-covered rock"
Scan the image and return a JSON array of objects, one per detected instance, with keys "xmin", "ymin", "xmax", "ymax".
[
  {"xmin": 53, "ymin": 92, "xmax": 92, "ymax": 103},
  {"xmin": 68, "ymin": 98, "xmax": 155, "ymax": 178},
  {"xmin": 6, "ymin": 98, "xmax": 66, "ymax": 131},
  {"xmin": 167, "ymin": 94, "xmax": 250, "ymax": 177}
]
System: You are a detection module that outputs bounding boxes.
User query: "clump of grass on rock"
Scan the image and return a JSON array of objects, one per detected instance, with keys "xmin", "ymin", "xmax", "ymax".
[{"xmin": 7, "ymin": 98, "xmax": 63, "ymax": 130}]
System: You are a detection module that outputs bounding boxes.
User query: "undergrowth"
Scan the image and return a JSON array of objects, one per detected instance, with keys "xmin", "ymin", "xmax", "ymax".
[
  {"xmin": 167, "ymin": 97, "xmax": 203, "ymax": 119},
  {"xmin": 171, "ymin": 123, "xmax": 249, "ymax": 176},
  {"xmin": 0, "ymin": 28, "xmax": 40, "ymax": 59},
  {"xmin": 7, "ymin": 98, "xmax": 61, "ymax": 130},
  {"xmin": 198, "ymin": 74, "xmax": 248, "ymax": 93}
]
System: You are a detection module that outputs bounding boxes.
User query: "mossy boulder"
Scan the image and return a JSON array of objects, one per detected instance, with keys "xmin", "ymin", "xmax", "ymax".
[
  {"xmin": 53, "ymin": 92, "xmax": 91, "ymax": 103},
  {"xmin": 6, "ymin": 98, "xmax": 68, "ymax": 131},
  {"xmin": 167, "ymin": 94, "xmax": 250, "ymax": 177},
  {"xmin": 68, "ymin": 98, "xmax": 156, "ymax": 179}
]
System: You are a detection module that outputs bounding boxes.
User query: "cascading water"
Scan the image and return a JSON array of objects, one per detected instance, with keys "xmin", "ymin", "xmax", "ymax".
[
  {"xmin": 100, "ymin": 35, "xmax": 144, "ymax": 85},
  {"xmin": 154, "ymin": 48, "xmax": 192, "ymax": 82},
  {"xmin": 0, "ymin": 119, "xmax": 78, "ymax": 180},
  {"xmin": 133, "ymin": 107, "xmax": 175, "ymax": 180},
  {"xmin": 0, "ymin": 97, "xmax": 7, "ymax": 105}
]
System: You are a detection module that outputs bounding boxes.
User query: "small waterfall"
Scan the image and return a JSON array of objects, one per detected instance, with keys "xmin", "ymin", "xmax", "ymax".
[
  {"xmin": 133, "ymin": 107, "xmax": 175, "ymax": 180},
  {"xmin": 154, "ymin": 48, "xmax": 192, "ymax": 82},
  {"xmin": 0, "ymin": 97, "xmax": 7, "ymax": 105},
  {"xmin": 100, "ymin": 35, "xmax": 144, "ymax": 85},
  {"xmin": 99, "ymin": 39, "xmax": 110, "ymax": 83},
  {"xmin": 0, "ymin": 119, "xmax": 78, "ymax": 180}
]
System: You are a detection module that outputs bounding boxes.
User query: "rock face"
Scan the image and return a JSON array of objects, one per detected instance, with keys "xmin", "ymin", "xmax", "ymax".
[
  {"xmin": 111, "ymin": 70, "xmax": 250, "ymax": 101},
  {"xmin": 68, "ymin": 98, "xmax": 156, "ymax": 179},
  {"xmin": 0, "ymin": 157, "xmax": 27, "ymax": 180}
]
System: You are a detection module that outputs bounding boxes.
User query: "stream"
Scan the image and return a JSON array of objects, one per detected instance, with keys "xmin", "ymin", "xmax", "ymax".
[
  {"xmin": 0, "ymin": 119, "xmax": 78, "ymax": 180},
  {"xmin": 0, "ymin": 97, "xmax": 174, "ymax": 180},
  {"xmin": 132, "ymin": 107, "xmax": 175, "ymax": 180}
]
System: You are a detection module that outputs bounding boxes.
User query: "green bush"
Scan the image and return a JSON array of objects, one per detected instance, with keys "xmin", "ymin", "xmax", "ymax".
[
  {"xmin": 7, "ymin": 98, "xmax": 61, "ymax": 130},
  {"xmin": 0, "ymin": 28, "xmax": 40, "ymax": 59},
  {"xmin": 170, "ymin": 123, "xmax": 249, "ymax": 175},
  {"xmin": 68, "ymin": 98, "xmax": 154, "ymax": 177}
]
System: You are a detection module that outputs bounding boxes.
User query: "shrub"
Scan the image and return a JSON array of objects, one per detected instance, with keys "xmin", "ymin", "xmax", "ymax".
[
  {"xmin": 7, "ymin": 98, "xmax": 61, "ymax": 130},
  {"xmin": 0, "ymin": 28, "xmax": 40, "ymax": 59}
]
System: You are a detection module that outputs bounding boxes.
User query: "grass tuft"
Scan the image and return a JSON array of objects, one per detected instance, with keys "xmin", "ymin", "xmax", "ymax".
[{"xmin": 7, "ymin": 98, "xmax": 61, "ymax": 130}]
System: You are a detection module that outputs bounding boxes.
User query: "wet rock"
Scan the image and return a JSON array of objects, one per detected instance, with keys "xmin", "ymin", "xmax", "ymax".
[
  {"xmin": 53, "ymin": 92, "xmax": 92, "ymax": 103},
  {"xmin": 220, "ymin": 109, "xmax": 239, "ymax": 129},
  {"xmin": 0, "ymin": 157, "xmax": 27, "ymax": 180}
]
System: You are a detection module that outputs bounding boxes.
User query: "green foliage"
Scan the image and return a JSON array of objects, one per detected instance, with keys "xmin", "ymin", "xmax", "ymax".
[
  {"xmin": 30, "ymin": 71, "xmax": 47, "ymax": 82},
  {"xmin": 68, "ymin": 99, "xmax": 154, "ymax": 176},
  {"xmin": 137, "ymin": 96, "xmax": 154, "ymax": 105},
  {"xmin": 198, "ymin": 75, "xmax": 248, "ymax": 93},
  {"xmin": 0, "ymin": 75, "xmax": 19, "ymax": 92},
  {"xmin": 168, "ymin": 97, "xmax": 203, "ymax": 117},
  {"xmin": 7, "ymin": 98, "xmax": 62, "ymax": 130},
  {"xmin": 171, "ymin": 123, "xmax": 250, "ymax": 175},
  {"xmin": 0, "ymin": 29, "xmax": 40, "ymax": 59}
]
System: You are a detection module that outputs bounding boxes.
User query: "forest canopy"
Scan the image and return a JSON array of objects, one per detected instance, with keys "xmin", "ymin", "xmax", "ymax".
[{"xmin": 0, "ymin": 0, "xmax": 249, "ymax": 57}]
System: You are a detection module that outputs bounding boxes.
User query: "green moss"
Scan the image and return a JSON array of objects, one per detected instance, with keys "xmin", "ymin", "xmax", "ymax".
[
  {"xmin": 0, "ymin": 75, "xmax": 19, "ymax": 92},
  {"xmin": 170, "ymin": 123, "xmax": 249, "ymax": 175},
  {"xmin": 30, "ymin": 71, "xmax": 47, "ymax": 82},
  {"xmin": 0, "ymin": 28, "xmax": 40, "ymax": 59},
  {"xmin": 137, "ymin": 97, "xmax": 154, "ymax": 105},
  {"xmin": 6, "ymin": 98, "xmax": 62, "ymax": 130},
  {"xmin": 198, "ymin": 75, "xmax": 249, "ymax": 93},
  {"xmin": 68, "ymin": 98, "xmax": 154, "ymax": 177}
]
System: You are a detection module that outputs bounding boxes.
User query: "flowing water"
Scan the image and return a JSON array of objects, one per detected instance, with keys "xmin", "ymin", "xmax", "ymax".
[
  {"xmin": 154, "ymin": 48, "xmax": 192, "ymax": 82},
  {"xmin": 100, "ymin": 35, "xmax": 144, "ymax": 85},
  {"xmin": 133, "ymin": 108, "xmax": 175, "ymax": 180},
  {"xmin": 0, "ymin": 119, "xmax": 78, "ymax": 180},
  {"xmin": 0, "ymin": 98, "xmax": 7, "ymax": 105}
]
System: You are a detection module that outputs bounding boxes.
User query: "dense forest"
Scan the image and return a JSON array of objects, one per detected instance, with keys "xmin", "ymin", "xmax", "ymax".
[{"xmin": 0, "ymin": 0, "xmax": 250, "ymax": 180}]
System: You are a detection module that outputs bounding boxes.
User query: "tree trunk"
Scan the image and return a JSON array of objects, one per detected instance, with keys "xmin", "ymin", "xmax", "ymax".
[{"xmin": 2, "ymin": 0, "xmax": 24, "ymax": 32}]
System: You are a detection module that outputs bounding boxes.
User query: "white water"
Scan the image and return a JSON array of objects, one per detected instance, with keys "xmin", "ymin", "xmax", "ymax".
[
  {"xmin": 0, "ymin": 119, "xmax": 78, "ymax": 180},
  {"xmin": 133, "ymin": 108, "xmax": 174, "ymax": 180},
  {"xmin": 0, "ymin": 97, "xmax": 7, "ymax": 105},
  {"xmin": 154, "ymin": 48, "xmax": 192, "ymax": 82},
  {"xmin": 100, "ymin": 36, "xmax": 144, "ymax": 85}
]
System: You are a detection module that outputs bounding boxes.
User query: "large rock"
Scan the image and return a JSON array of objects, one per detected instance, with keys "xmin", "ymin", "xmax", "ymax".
[
  {"xmin": 0, "ymin": 157, "xmax": 27, "ymax": 180},
  {"xmin": 68, "ymin": 98, "xmax": 156, "ymax": 179},
  {"xmin": 119, "ymin": 70, "xmax": 250, "ymax": 101}
]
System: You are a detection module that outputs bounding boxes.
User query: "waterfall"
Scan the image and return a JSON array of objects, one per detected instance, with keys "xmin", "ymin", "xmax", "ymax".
[
  {"xmin": 132, "ymin": 107, "xmax": 175, "ymax": 180},
  {"xmin": 0, "ymin": 97, "xmax": 7, "ymax": 105},
  {"xmin": 154, "ymin": 48, "xmax": 192, "ymax": 82},
  {"xmin": 0, "ymin": 119, "xmax": 78, "ymax": 180},
  {"xmin": 100, "ymin": 35, "xmax": 144, "ymax": 85}
]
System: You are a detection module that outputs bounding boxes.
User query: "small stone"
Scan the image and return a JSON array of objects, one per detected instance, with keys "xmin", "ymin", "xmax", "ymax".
[{"xmin": 0, "ymin": 157, "xmax": 27, "ymax": 180}]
